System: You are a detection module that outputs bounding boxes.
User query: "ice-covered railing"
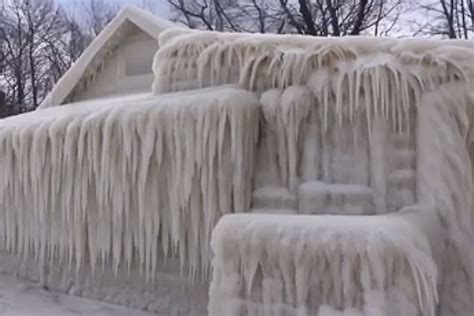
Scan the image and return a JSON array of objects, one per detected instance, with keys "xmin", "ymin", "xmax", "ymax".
[
  {"xmin": 209, "ymin": 210, "xmax": 439, "ymax": 316},
  {"xmin": 0, "ymin": 87, "xmax": 259, "ymax": 280}
]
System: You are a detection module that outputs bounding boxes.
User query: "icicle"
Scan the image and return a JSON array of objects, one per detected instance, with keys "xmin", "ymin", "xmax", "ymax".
[
  {"xmin": 0, "ymin": 86, "xmax": 259, "ymax": 283},
  {"xmin": 153, "ymin": 30, "xmax": 472, "ymax": 144},
  {"xmin": 280, "ymin": 86, "xmax": 313, "ymax": 192}
]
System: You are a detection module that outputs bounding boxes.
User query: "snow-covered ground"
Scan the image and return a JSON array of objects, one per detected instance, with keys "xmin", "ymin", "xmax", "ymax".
[{"xmin": 0, "ymin": 273, "xmax": 154, "ymax": 316}]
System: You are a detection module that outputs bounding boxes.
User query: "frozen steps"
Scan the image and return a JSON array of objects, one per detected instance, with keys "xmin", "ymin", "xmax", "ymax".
[
  {"xmin": 251, "ymin": 208, "xmax": 297, "ymax": 215},
  {"xmin": 386, "ymin": 132, "xmax": 417, "ymax": 212},
  {"xmin": 251, "ymin": 182, "xmax": 375, "ymax": 216},
  {"xmin": 251, "ymin": 187, "xmax": 297, "ymax": 212},
  {"xmin": 298, "ymin": 181, "xmax": 374, "ymax": 215}
]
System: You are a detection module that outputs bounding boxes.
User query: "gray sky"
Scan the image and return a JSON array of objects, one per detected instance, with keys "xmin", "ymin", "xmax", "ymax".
[{"xmin": 57, "ymin": 0, "xmax": 171, "ymax": 18}]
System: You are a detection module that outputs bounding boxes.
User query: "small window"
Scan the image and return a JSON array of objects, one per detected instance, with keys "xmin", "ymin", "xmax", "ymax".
[{"xmin": 126, "ymin": 59, "xmax": 152, "ymax": 76}]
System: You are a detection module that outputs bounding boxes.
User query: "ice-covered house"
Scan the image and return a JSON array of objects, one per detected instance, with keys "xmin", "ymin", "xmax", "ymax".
[{"xmin": 0, "ymin": 5, "xmax": 473, "ymax": 316}]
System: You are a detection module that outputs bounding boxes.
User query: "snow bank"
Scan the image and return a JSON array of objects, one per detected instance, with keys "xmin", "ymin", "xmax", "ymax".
[
  {"xmin": 0, "ymin": 87, "xmax": 259, "ymax": 281},
  {"xmin": 209, "ymin": 212, "xmax": 438, "ymax": 316}
]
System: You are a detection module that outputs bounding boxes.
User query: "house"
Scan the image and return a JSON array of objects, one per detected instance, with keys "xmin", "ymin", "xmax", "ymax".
[
  {"xmin": 38, "ymin": 5, "xmax": 180, "ymax": 109},
  {"xmin": 0, "ymin": 5, "xmax": 473, "ymax": 316}
]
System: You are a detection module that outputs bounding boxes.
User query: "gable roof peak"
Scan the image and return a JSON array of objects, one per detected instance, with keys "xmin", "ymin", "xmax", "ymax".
[{"xmin": 38, "ymin": 5, "xmax": 180, "ymax": 109}]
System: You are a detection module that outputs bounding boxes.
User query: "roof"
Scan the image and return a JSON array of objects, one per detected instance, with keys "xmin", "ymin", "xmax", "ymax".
[{"xmin": 38, "ymin": 6, "xmax": 181, "ymax": 109}]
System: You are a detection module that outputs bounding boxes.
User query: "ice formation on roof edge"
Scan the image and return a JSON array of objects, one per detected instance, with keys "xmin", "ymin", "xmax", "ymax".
[
  {"xmin": 0, "ymin": 87, "xmax": 259, "ymax": 282},
  {"xmin": 153, "ymin": 30, "xmax": 473, "ymax": 133}
]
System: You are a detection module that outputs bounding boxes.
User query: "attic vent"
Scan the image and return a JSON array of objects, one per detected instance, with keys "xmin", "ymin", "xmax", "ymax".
[{"xmin": 126, "ymin": 59, "xmax": 152, "ymax": 76}]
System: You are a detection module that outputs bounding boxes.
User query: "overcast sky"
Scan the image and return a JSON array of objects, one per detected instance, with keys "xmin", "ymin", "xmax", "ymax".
[{"xmin": 57, "ymin": 0, "xmax": 171, "ymax": 18}]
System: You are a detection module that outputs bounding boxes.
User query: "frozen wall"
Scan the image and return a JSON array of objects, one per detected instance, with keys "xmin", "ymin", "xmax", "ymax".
[{"xmin": 416, "ymin": 84, "xmax": 474, "ymax": 316}]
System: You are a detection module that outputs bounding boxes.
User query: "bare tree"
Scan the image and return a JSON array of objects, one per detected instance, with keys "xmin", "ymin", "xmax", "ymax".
[
  {"xmin": 81, "ymin": 0, "xmax": 119, "ymax": 37},
  {"xmin": 1, "ymin": 0, "xmax": 29, "ymax": 107},
  {"xmin": 279, "ymin": 0, "xmax": 405, "ymax": 36},
  {"xmin": 0, "ymin": 0, "xmax": 118, "ymax": 114},
  {"xmin": 0, "ymin": 0, "xmax": 88, "ymax": 110},
  {"xmin": 41, "ymin": 10, "xmax": 90, "ymax": 87},
  {"xmin": 419, "ymin": 0, "xmax": 473, "ymax": 38},
  {"xmin": 167, "ymin": 0, "xmax": 404, "ymax": 36}
]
